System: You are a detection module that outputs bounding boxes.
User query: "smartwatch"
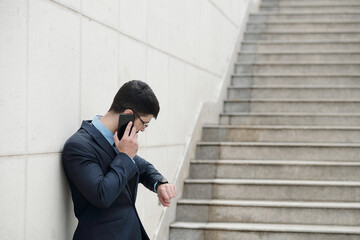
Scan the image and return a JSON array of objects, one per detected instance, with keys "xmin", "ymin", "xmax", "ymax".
[{"xmin": 156, "ymin": 177, "xmax": 168, "ymax": 191}]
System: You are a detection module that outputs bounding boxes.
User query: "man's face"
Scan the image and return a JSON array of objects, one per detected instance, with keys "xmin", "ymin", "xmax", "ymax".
[{"xmin": 133, "ymin": 114, "xmax": 153, "ymax": 133}]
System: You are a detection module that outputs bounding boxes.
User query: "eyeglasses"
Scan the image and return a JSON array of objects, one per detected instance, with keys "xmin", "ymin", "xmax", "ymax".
[{"xmin": 133, "ymin": 111, "xmax": 149, "ymax": 128}]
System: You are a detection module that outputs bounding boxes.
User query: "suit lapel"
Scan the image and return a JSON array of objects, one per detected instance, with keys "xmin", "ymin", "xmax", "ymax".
[{"xmin": 81, "ymin": 121, "xmax": 116, "ymax": 167}]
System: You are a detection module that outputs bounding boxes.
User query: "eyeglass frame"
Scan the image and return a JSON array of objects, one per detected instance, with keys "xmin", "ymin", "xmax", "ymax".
[{"xmin": 133, "ymin": 111, "xmax": 149, "ymax": 128}]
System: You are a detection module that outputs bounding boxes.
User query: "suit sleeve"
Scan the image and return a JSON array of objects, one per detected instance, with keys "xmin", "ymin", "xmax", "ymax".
[
  {"xmin": 62, "ymin": 140, "xmax": 138, "ymax": 209},
  {"xmin": 134, "ymin": 155, "xmax": 164, "ymax": 193}
]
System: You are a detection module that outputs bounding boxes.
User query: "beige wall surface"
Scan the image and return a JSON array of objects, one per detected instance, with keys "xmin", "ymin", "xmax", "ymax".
[{"xmin": 0, "ymin": 0, "xmax": 258, "ymax": 239}]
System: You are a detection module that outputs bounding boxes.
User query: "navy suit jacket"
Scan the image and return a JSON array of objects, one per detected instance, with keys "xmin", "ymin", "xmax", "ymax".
[{"xmin": 62, "ymin": 121, "xmax": 164, "ymax": 240}]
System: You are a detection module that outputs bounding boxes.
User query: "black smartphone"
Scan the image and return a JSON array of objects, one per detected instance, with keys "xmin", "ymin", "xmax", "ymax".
[{"xmin": 117, "ymin": 114, "xmax": 135, "ymax": 140}]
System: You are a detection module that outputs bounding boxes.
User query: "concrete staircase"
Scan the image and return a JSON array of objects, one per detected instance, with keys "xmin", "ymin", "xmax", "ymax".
[{"xmin": 170, "ymin": 0, "xmax": 360, "ymax": 239}]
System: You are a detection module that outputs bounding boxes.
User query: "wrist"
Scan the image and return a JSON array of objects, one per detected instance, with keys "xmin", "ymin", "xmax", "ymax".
[{"xmin": 156, "ymin": 177, "xmax": 168, "ymax": 192}]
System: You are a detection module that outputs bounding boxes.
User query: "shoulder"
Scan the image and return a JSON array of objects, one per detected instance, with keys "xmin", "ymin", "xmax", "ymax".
[
  {"xmin": 62, "ymin": 128, "xmax": 96, "ymax": 157},
  {"xmin": 63, "ymin": 120, "xmax": 97, "ymax": 147},
  {"xmin": 64, "ymin": 128, "xmax": 90, "ymax": 146}
]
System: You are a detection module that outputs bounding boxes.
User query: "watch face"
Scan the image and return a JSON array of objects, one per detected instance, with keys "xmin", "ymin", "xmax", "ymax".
[{"xmin": 159, "ymin": 177, "xmax": 168, "ymax": 184}]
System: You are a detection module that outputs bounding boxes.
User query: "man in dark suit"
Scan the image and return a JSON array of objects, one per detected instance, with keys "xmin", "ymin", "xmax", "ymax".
[{"xmin": 62, "ymin": 80, "xmax": 177, "ymax": 240}]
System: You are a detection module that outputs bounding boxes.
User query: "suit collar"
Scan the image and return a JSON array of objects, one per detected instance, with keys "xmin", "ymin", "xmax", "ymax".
[{"xmin": 81, "ymin": 120, "xmax": 117, "ymax": 160}]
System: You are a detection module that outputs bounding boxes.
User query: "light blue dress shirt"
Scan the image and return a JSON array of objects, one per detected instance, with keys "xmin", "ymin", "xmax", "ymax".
[{"xmin": 92, "ymin": 115, "xmax": 118, "ymax": 152}]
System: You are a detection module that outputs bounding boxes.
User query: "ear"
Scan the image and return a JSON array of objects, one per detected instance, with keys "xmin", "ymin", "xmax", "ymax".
[{"xmin": 122, "ymin": 109, "xmax": 134, "ymax": 114}]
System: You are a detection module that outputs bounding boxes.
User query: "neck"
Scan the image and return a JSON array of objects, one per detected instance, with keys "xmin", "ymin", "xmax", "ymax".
[{"xmin": 100, "ymin": 112, "xmax": 118, "ymax": 133}]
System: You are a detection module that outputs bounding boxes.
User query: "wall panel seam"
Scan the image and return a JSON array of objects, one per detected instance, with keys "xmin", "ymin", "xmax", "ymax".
[
  {"xmin": 208, "ymin": 0, "xmax": 240, "ymax": 28},
  {"xmin": 25, "ymin": 0, "xmax": 30, "ymax": 238},
  {"xmin": 0, "ymin": 152, "xmax": 62, "ymax": 159}
]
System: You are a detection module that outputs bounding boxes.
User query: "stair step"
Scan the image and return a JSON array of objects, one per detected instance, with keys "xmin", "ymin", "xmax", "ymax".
[
  {"xmin": 249, "ymin": 19, "xmax": 360, "ymax": 24},
  {"xmin": 183, "ymin": 178, "xmax": 360, "ymax": 201},
  {"xmin": 260, "ymin": 4, "xmax": 360, "ymax": 12},
  {"xmin": 201, "ymin": 125, "xmax": 360, "ymax": 143},
  {"xmin": 196, "ymin": 142, "xmax": 360, "ymax": 161},
  {"xmin": 235, "ymin": 63, "xmax": 360, "ymax": 75},
  {"xmin": 245, "ymin": 31, "xmax": 360, "ymax": 41},
  {"xmin": 262, "ymin": 2, "xmax": 360, "ymax": 6},
  {"xmin": 250, "ymin": 11, "xmax": 360, "ymax": 21},
  {"xmin": 224, "ymin": 98, "xmax": 360, "ymax": 113},
  {"xmin": 241, "ymin": 40, "xmax": 360, "ymax": 52},
  {"xmin": 190, "ymin": 159, "xmax": 360, "ymax": 181},
  {"xmin": 262, "ymin": 0, "xmax": 360, "ymax": 4},
  {"xmin": 170, "ymin": 222, "xmax": 360, "ymax": 240},
  {"xmin": 238, "ymin": 52, "xmax": 360, "ymax": 63},
  {"xmin": 247, "ymin": 21, "xmax": 360, "ymax": 31},
  {"xmin": 220, "ymin": 112, "xmax": 360, "ymax": 126},
  {"xmin": 176, "ymin": 199, "xmax": 360, "ymax": 225},
  {"xmin": 228, "ymin": 86, "xmax": 360, "ymax": 99},
  {"xmin": 231, "ymin": 74, "xmax": 360, "ymax": 87}
]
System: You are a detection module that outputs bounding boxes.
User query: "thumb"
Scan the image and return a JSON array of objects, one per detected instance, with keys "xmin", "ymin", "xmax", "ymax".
[
  {"xmin": 159, "ymin": 197, "xmax": 170, "ymax": 207},
  {"xmin": 113, "ymin": 131, "xmax": 120, "ymax": 144}
]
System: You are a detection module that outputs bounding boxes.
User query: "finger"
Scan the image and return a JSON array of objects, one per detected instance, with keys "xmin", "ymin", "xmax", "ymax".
[
  {"xmin": 123, "ymin": 121, "xmax": 133, "ymax": 138},
  {"xmin": 113, "ymin": 131, "xmax": 120, "ymax": 143},
  {"xmin": 162, "ymin": 195, "xmax": 171, "ymax": 206},
  {"xmin": 159, "ymin": 188, "xmax": 170, "ymax": 203},
  {"xmin": 130, "ymin": 125, "xmax": 137, "ymax": 138},
  {"xmin": 170, "ymin": 185, "xmax": 177, "ymax": 199},
  {"xmin": 174, "ymin": 185, "xmax": 178, "ymax": 197},
  {"xmin": 169, "ymin": 185, "xmax": 176, "ymax": 198},
  {"xmin": 164, "ymin": 184, "xmax": 173, "ymax": 197},
  {"xmin": 165, "ymin": 185, "xmax": 174, "ymax": 199},
  {"xmin": 159, "ymin": 197, "xmax": 170, "ymax": 207}
]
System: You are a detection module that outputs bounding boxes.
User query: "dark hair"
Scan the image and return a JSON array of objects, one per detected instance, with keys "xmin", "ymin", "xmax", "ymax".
[{"xmin": 109, "ymin": 80, "xmax": 160, "ymax": 118}]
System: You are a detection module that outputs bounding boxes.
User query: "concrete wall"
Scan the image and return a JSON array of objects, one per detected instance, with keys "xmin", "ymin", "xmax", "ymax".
[{"xmin": 0, "ymin": 0, "xmax": 258, "ymax": 239}]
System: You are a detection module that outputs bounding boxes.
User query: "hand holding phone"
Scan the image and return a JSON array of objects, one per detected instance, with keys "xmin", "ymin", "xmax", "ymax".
[
  {"xmin": 117, "ymin": 114, "xmax": 135, "ymax": 140},
  {"xmin": 114, "ymin": 114, "xmax": 138, "ymax": 158}
]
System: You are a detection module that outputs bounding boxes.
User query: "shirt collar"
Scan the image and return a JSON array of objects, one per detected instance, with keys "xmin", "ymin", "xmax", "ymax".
[{"xmin": 91, "ymin": 115, "xmax": 115, "ymax": 146}]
